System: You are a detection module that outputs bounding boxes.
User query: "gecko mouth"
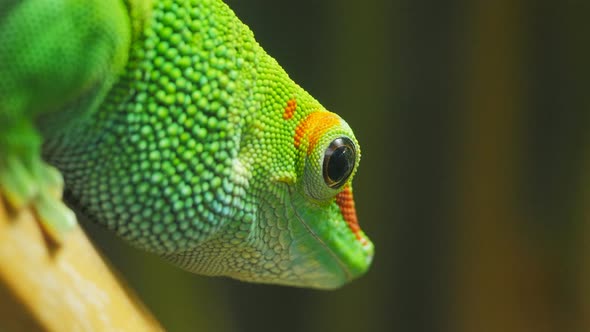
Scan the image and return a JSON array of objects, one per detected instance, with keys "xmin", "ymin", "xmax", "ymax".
[
  {"xmin": 286, "ymin": 186, "xmax": 373, "ymax": 288},
  {"xmin": 288, "ymin": 190, "xmax": 353, "ymax": 282}
]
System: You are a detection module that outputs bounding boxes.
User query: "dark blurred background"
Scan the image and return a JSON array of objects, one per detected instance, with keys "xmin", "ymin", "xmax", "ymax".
[{"xmin": 86, "ymin": 0, "xmax": 590, "ymax": 331}]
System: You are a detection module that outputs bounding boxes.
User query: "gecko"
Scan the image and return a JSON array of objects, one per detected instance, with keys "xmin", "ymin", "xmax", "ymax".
[{"xmin": 0, "ymin": 0, "xmax": 373, "ymax": 289}]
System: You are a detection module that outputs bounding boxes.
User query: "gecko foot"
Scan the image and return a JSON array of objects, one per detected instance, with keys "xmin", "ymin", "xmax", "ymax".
[{"xmin": 0, "ymin": 122, "xmax": 76, "ymax": 245}]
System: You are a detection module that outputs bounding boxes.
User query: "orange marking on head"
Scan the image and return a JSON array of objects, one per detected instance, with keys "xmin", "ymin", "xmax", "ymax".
[
  {"xmin": 293, "ymin": 112, "xmax": 340, "ymax": 153},
  {"xmin": 283, "ymin": 99, "xmax": 297, "ymax": 120},
  {"xmin": 335, "ymin": 186, "xmax": 366, "ymax": 244}
]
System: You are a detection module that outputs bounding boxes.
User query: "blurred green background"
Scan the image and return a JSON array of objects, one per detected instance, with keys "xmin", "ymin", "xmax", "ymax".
[{"xmin": 86, "ymin": 0, "xmax": 590, "ymax": 331}]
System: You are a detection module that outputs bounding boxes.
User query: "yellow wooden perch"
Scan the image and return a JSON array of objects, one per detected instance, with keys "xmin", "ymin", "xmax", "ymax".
[{"xmin": 0, "ymin": 199, "xmax": 164, "ymax": 331}]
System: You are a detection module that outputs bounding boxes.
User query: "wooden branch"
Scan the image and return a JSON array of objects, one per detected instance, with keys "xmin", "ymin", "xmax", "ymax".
[{"xmin": 0, "ymin": 200, "xmax": 164, "ymax": 331}]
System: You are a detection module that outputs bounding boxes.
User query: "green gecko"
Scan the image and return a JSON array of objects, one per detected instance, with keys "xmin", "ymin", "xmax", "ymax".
[{"xmin": 0, "ymin": 0, "xmax": 373, "ymax": 289}]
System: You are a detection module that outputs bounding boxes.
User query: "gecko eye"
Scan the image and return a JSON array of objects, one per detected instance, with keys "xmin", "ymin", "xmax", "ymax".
[{"xmin": 323, "ymin": 137, "xmax": 356, "ymax": 189}]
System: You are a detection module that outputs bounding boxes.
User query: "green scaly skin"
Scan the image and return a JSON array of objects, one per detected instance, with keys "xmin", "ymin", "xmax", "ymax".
[{"xmin": 0, "ymin": 0, "xmax": 373, "ymax": 289}]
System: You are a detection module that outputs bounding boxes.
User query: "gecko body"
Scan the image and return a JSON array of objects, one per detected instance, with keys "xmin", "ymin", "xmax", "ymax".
[{"xmin": 0, "ymin": 0, "xmax": 373, "ymax": 289}]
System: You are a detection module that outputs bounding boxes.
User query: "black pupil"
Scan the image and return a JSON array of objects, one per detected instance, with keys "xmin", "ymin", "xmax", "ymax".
[{"xmin": 323, "ymin": 137, "xmax": 355, "ymax": 189}]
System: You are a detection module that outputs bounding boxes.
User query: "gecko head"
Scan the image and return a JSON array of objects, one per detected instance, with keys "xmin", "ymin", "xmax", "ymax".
[
  {"xmin": 278, "ymin": 110, "xmax": 374, "ymax": 289},
  {"xmin": 227, "ymin": 106, "xmax": 374, "ymax": 289}
]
